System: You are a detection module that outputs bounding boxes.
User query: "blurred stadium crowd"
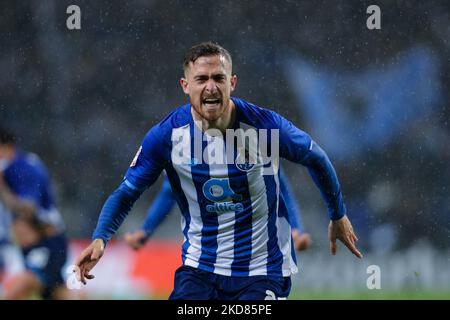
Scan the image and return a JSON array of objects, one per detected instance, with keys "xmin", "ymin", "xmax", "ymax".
[{"xmin": 1, "ymin": 0, "xmax": 449, "ymax": 252}]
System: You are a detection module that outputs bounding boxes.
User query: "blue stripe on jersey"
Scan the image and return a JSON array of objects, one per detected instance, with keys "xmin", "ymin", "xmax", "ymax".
[
  {"xmin": 227, "ymin": 162, "xmax": 253, "ymax": 277},
  {"xmin": 165, "ymin": 166, "xmax": 192, "ymax": 265},
  {"xmin": 190, "ymin": 125, "xmax": 217, "ymax": 273},
  {"xmin": 264, "ymin": 172, "xmax": 284, "ymax": 277}
]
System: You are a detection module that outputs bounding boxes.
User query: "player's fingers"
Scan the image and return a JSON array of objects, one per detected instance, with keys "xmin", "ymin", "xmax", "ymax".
[
  {"xmin": 74, "ymin": 253, "xmax": 86, "ymax": 268},
  {"xmin": 74, "ymin": 265, "xmax": 82, "ymax": 282},
  {"xmin": 347, "ymin": 234, "xmax": 355, "ymax": 246},
  {"xmin": 75, "ymin": 247, "xmax": 93, "ymax": 267},
  {"xmin": 91, "ymin": 248, "xmax": 102, "ymax": 261},
  {"xmin": 330, "ymin": 239, "xmax": 337, "ymax": 255},
  {"xmin": 78, "ymin": 265, "xmax": 87, "ymax": 285},
  {"xmin": 126, "ymin": 239, "xmax": 136, "ymax": 248},
  {"xmin": 75, "ymin": 262, "xmax": 86, "ymax": 282},
  {"xmin": 82, "ymin": 266, "xmax": 96, "ymax": 283},
  {"xmin": 343, "ymin": 240, "xmax": 363, "ymax": 258}
]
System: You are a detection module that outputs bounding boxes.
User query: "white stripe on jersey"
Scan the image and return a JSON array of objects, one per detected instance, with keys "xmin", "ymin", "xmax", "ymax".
[
  {"xmin": 238, "ymin": 122, "xmax": 270, "ymax": 276},
  {"xmin": 180, "ymin": 213, "xmax": 187, "ymax": 254},
  {"xmin": 171, "ymin": 124, "xmax": 202, "ymax": 268},
  {"xmin": 206, "ymin": 134, "xmax": 235, "ymax": 276}
]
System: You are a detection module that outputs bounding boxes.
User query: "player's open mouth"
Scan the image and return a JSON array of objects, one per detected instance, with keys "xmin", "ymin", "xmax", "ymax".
[{"xmin": 203, "ymin": 98, "xmax": 221, "ymax": 105}]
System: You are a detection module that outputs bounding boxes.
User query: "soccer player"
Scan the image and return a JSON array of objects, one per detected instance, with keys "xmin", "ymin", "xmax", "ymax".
[
  {"xmin": 75, "ymin": 42, "xmax": 362, "ymax": 300},
  {"xmin": 124, "ymin": 170, "xmax": 312, "ymax": 252},
  {"xmin": 0, "ymin": 127, "xmax": 70, "ymax": 299}
]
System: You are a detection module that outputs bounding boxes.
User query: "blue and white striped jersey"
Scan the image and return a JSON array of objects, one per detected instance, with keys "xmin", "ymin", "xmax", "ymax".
[
  {"xmin": 0, "ymin": 151, "xmax": 65, "ymax": 242},
  {"xmin": 140, "ymin": 167, "xmax": 304, "ymax": 241},
  {"xmin": 93, "ymin": 96, "xmax": 346, "ymax": 278},
  {"xmin": 123, "ymin": 97, "xmax": 317, "ymax": 277}
]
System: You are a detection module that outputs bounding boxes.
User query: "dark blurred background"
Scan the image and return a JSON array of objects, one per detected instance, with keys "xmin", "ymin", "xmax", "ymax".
[{"xmin": 1, "ymin": 0, "xmax": 449, "ymax": 253}]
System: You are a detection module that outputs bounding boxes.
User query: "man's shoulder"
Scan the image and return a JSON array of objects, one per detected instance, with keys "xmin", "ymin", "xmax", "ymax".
[
  {"xmin": 5, "ymin": 151, "xmax": 48, "ymax": 186},
  {"xmin": 9, "ymin": 152, "xmax": 44, "ymax": 172},
  {"xmin": 139, "ymin": 103, "xmax": 191, "ymax": 151},
  {"xmin": 233, "ymin": 97, "xmax": 282, "ymax": 129},
  {"xmin": 161, "ymin": 103, "xmax": 192, "ymax": 127}
]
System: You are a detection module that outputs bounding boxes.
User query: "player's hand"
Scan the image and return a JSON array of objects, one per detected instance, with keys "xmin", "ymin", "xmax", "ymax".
[
  {"xmin": 124, "ymin": 230, "xmax": 147, "ymax": 250},
  {"xmin": 74, "ymin": 238, "xmax": 105, "ymax": 285},
  {"xmin": 328, "ymin": 215, "xmax": 363, "ymax": 258},
  {"xmin": 292, "ymin": 229, "xmax": 312, "ymax": 251}
]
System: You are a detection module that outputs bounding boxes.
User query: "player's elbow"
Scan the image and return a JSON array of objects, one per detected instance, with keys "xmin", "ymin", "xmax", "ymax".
[{"xmin": 302, "ymin": 141, "xmax": 328, "ymax": 167}]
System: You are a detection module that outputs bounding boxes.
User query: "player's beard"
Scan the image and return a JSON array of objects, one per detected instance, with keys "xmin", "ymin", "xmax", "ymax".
[{"xmin": 194, "ymin": 93, "xmax": 227, "ymax": 122}]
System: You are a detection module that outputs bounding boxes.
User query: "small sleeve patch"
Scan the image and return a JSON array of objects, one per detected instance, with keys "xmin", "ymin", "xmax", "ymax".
[{"xmin": 130, "ymin": 146, "xmax": 142, "ymax": 167}]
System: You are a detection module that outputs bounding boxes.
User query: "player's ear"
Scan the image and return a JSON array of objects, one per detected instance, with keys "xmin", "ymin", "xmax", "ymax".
[
  {"xmin": 230, "ymin": 74, "xmax": 237, "ymax": 92},
  {"xmin": 180, "ymin": 78, "xmax": 189, "ymax": 94}
]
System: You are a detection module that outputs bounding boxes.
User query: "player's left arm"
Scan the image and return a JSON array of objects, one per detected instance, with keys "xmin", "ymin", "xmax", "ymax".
[
  {"xmin": 276, "ymin": 113, "xmax": 362, "ymax": 258},
  {"xmin": 124, "ymin": 176, "xmax": 176, "ymax": 250},
  {"xmin": 279, "ymin": 168, "xmax": 303, "ymax": 232},
  {"xmin": 279, "ymin": 168, "xmax": 312, "ymax": 251},
  {"xmin": 301, "ymin": 141, "xmax": 362, "ymax": 258},
  {"xmin": 140, "ymin": 176, "xmax": 176, "ymax": 238}
]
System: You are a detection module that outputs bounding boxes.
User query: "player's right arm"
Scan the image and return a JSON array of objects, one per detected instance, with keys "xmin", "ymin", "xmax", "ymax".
[
  {"xmin": 75, "ymin": 127, "xmax": 167, "ymax": 284},
  {"xmin": 124, "ymin": 176, "xmax": 176, "ymax": 250}
]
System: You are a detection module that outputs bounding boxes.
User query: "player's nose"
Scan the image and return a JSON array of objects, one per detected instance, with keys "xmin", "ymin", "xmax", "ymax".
[{"xmin": 204, "ymin": 79, "xmax": 218, "ymax": 93}]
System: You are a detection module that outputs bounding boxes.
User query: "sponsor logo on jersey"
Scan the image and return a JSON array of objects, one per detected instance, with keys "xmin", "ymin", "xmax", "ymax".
[{"xmin": 202, "ymin": 178, "xmax": 243, "ymax": 213}]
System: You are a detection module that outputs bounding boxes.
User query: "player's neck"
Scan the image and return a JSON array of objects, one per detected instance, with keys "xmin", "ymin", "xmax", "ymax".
[{"xmin": 192, "ymin": 99, "xmax": 236, "ymax": 134}]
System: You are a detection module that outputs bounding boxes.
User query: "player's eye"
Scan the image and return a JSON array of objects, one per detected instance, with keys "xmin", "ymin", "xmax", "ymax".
[
  {"xmin": 195, "ymin": 77, "xmax": 208, "ymax": 83},
  {"xmin": 213, "ymin": 75, "xmax": 225, "ymax": 82}
]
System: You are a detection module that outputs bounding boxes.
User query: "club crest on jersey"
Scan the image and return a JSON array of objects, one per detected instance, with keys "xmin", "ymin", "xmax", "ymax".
[
  {"xmin": 235, "ymin": 147, "xmax": 255, "ymax": 172},
  {"xmin": 171, "ymin": 121, "xmax": 280, "ymax": 175}
]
